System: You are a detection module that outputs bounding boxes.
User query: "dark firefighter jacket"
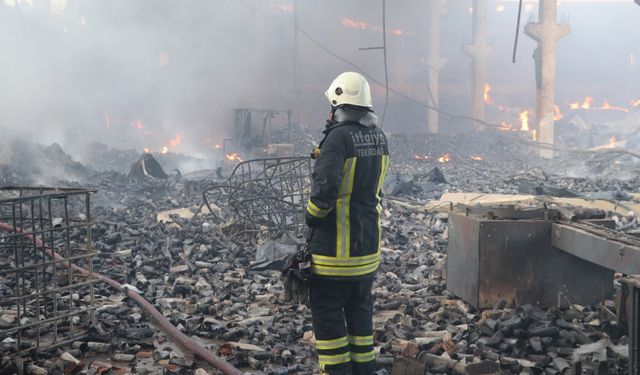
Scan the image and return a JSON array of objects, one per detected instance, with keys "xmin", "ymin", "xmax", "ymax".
[{"xmin": 306, "ymin": 105, "xmax": 390, "ymax": 279}]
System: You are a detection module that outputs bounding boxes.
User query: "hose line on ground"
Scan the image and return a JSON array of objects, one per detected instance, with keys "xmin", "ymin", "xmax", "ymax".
[{"xmin": 0, "ymin": 222, "xmax": 244, "ymax": 375}]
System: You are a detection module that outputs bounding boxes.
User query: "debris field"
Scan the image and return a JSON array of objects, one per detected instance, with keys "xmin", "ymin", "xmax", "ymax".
[{"xmin": 2, "ymin": 124, "xmax": 640, "ymax": 375}]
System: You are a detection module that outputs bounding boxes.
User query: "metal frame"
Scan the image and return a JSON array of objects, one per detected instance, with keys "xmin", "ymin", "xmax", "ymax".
[
  {"xmin": 0, "ymin": 186, "xmax": 97, "ymax": 355},
  {"xmin": 630, "ymin": 281, "xmax": 639, "ymax": 375},
  {"xmin": 204, "ymin": 157, "xmax": 312, "ymax": 237},
  {"xmin": 234, "ymin": 108, "xmax": 293, "ymax": 151},
  {"xmin": 552, "ymin": 221, "xmax": 640, "ymax": 274}
]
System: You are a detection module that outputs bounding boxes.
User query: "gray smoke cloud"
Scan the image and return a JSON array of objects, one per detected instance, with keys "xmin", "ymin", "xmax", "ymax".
[{"xmin": 0, "ymin": 0, "xmax": 638, "ymax": 158}]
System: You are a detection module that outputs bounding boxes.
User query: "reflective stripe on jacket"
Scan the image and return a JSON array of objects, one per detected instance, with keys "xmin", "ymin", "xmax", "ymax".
[{"xmin": 306, "ymin": 106, "xmax": 390, "ymax": 279}]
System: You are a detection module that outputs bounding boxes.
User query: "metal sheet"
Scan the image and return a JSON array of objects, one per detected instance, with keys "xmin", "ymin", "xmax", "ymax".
[
  {"xmin": 447, "ymin": 214, "xmax": 480, "ymax": 307},
  {"xmin": 477, "ymin": 219, "xmax": 544, "ymax": 308},
  {"xmin": 448, "ymin": 213, "xmax": 613, "ymax": 309},
  {"xmin": 552, "ymin": 223, "xmax": 640, "ymax": 274}
]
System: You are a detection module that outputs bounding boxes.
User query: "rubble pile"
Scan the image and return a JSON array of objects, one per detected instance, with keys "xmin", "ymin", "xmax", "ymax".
[
  {"xmin": 0, "ymin": 140, "xmax": 90, "ymax": 186},
  {"xmin": 0, "ymin": 139, "xmax": 211, "ymax": 187},
  {"xmin": 376, "ymin": 209, "xmax": 629, "ymax": 374},
  {"xmin": 1, "ymin": 126, "xmax": 639, "ymax": 374}
]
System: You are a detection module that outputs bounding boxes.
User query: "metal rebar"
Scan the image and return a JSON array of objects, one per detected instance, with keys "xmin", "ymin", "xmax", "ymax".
[{"xmin": 85, "ymin": 192, "xmax": 96, "ymax": 328}]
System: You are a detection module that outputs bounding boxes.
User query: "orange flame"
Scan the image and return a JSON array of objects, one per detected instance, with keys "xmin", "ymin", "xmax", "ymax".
[
  {"xmin": 341, "ymin": 18, "xmax": 368, "ymax": 30},
  {"xmin": 531, "ymin": 130, "xmax": 538, "ymax": 141},
  {"xmin": 581, "ymin": 97, "xmax": 594, "ymax": 109},
  {"xmin": 153, "ymin": 133, "xmax": 183, "ymax": 155},
  {"xmin": 609, "ymin": 136, "xmax": 617, "ymax": 148},
  {"xmin": 569, "ymin": 96, "xmax": 593, "ymax": 111},
  {"xmin": 554, "ymin": 105, "xmax": 564, "ymax": 121},
  {"xmin": 470, "ymin": 155, "xmax": 483, "ymax": 161},
  {"xmin": 569, "ymin": 97, "xmax": 594, "ymax": 110},
  {"xmin": 483, "ymin": 83, "xmax": 493, "ymax": 105},
  {"xmin": 600, "ymin": 100, "xmax": 629, "ymax": 113},
  {"xmin": 519, "ymin": 110, "xmax": 530, "ymax": 132},
  {"xmin": 569, "ymin": 97, "xmax": 634, "ymax": 112},
  {"xmin": 438, "ymin": 154, "xmax": 450, "ymax": 163},
  {"xmin": 226, "ymin": 153, "xmax": 243, "ymax": 162},
  {"xmin": 499, "ymin": 122, "xmax": 514, "ymax": 131},
  {"xmin": 169, "ymin": 133, "xmax": 183, "ymax": 148},
  {"xmin": 141, "ymin": 133, "xmax": 183, "ymax": 155}
]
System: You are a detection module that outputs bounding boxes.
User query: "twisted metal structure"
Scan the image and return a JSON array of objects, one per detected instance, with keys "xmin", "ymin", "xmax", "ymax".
[
  {"xmin": 0, "ymin": 187, "xmax": 97, "ymax": 355},
  {"xmin": 204, "ymin": 157, "xmax": 313, "ymax": 236}
]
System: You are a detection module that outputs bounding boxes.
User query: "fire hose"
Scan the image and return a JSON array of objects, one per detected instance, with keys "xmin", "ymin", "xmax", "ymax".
[{"xmin": 0, "ymin": 222, "xmax": 244, "ymax": 375}]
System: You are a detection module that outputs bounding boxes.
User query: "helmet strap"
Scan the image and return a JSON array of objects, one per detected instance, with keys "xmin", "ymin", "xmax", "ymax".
[{"xmin": 328, "ymin": 106, "xmax": 337, "ymax": 122}]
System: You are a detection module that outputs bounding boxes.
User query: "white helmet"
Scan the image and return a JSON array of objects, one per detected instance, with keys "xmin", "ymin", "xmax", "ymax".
[{"xmin": 325, "ymin": 72, "xmax": 372, "ymax": 108}]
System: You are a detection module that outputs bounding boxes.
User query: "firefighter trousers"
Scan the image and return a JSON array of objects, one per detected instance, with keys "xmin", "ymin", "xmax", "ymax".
[{"xmin": 309, "ymin": 276, "xmax": 376, "ymax": 375}]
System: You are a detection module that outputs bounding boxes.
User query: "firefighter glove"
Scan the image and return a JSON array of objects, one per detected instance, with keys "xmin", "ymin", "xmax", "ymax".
[{"xmin": 281, "ymin": 251, "xmax": 311, "ymax": 304}]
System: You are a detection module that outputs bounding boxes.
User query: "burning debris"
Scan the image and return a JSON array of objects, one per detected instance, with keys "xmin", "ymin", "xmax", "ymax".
[
  {"xmin": 568, "ymin": 97, "xmax": 635, "ymax": 114},
  {"xmin": 2, "ymin": 2, "xmax": 640, "ymax": 373},
  {"xmin": 1, "ymin": 124, "xmax": 639, "ymax": 374},
  {"xmin": 225, "ymin": 153, "xmax": 244, "ymax": 163}
]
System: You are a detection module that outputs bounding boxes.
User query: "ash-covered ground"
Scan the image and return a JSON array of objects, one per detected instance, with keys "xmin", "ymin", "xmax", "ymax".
[{"xmin": 2, "ymin": 122, "xmax": 640, "ymax": 375}]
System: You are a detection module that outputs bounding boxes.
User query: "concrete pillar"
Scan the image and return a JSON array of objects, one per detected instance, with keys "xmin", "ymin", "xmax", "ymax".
[
  {"xmin": 525, "ymin": 0, "xmax": 570, "ymax": 158},
  {"xmin": 427, "ymin": 0, "xmax": 447, "ymax": 133},
  {"xmin": 463, "ymin": 0, "xmax": 493, "ymax": 126}
]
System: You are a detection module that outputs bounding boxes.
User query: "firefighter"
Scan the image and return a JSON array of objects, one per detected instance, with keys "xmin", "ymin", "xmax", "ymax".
[{"xmin": 305, "ymin": 72, "xmax": 390, "ymax": 375}]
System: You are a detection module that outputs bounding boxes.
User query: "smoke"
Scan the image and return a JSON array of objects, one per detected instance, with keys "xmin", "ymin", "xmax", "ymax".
[
  {"xmin": 0, "ymin": 1, "xmax": 277, "ymax": 157},
  {"xmin": 0, "ymin": 0, "xmax": 638, "ymax": 159}
]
